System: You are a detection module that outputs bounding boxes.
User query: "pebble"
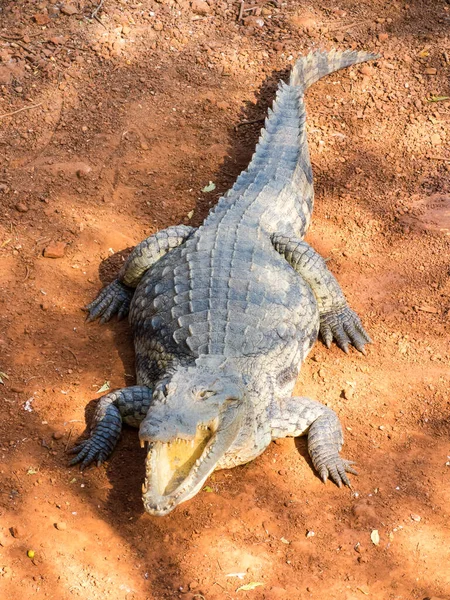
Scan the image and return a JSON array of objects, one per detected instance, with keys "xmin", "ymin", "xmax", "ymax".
[
  {"xmin": 55, "ymin": 521, "xmax": 67, "ymax": 531},
  {"xmin": 243, "ymin": 16, "xmax": 264, "ymax": 27},
  {"xmin": 43, "ymin": 241, "xmax": 66, "ymax": 259},
  {"xmin": 342, "ymin": 387, "xmax": 354, "ymax": 400},
  {"xmin": 191, "ymin": 0, "xmax": 211, "ymax": 15},
  {"xmin": 2, "ymin": 566, "xmax": 12, "ymax": 578},
  {"xmin": 61, "ymin": 4, "xmax": 78, "ymax": 16},
  {"xmin": 15, "ymin": 202, "xmax": 28, "ymax": 213},
  {"xmin": 430, "ymin": 133, "xmax": 441, "ymax": 146},
  {"xmin": 33, "ymin": 13, "xmax": 51, "ymax": 25},
  {"xmin": 410, "ymin": 513, "xmax": 421, "ymax": 522},
  {"xmin": 216, "ymin": 100, "xmax": 229, "ymax": 110},
  {"xmin": 378, "ymin": 32, "xmax": 389, "ymax": 42},
  {"xmin": 153, "ymin": 22, "xmax": 164, "ymax": 31},
  {"xmin": 10, "ymin": 526, "xmax": 23, "ymax": 538},
  {"xmin": 52, "ymin": 431, "xmax": 65, "ymax": 440},
  {"xmin": 424, "ymin": 67, "xmax": 437, "ymax": 75},
  {"xmin": 76, "ymin": 165, "xmax": 92, "ymax": 178}
]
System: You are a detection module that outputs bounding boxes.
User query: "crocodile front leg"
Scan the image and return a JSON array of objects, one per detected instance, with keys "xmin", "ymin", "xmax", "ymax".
[
  {"xmin": 271, "ymin": 396, "xmax": 357, "ymax": 487},
  {"xmin": 69, "ymin": 385, "xmax": 153, "ymax": 469},
  {"xmin": 85, "ymin": 225, "xmax": 195, "ymax": 323},
  {"xmin": 272, "ymin": 235, "xmax": 371, "ymax": 354}
]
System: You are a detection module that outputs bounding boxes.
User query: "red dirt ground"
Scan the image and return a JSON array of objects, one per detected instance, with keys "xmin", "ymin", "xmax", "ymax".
[{"xmin": 0, "ymin": 1, "xmax": 449, "ymax": 599}]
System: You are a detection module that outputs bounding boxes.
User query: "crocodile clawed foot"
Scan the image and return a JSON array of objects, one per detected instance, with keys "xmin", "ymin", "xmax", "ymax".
[
  {"xmin": 68, "ymin": 437, "xmax": 110, "ymax": 470},
  {"xmin": 84, "ymin": 279, "xmax": 133, "ymax": 323},
  {"xmin": 320, "ymin": 306, "xmax": 371, "ymax": 355},
  {"xmin": 318, "ymin": 458, "xmax": 358, "ymax": 488}
]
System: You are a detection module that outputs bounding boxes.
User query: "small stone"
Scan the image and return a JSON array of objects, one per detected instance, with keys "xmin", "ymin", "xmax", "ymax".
[
  {"xmin": 378, "ymin": 32, "xmax": 389, "ymax": 42},
  {"xmin": 43, "ymin": 242, "xmax": 66, "ymax": 259},
  {"xmin": 318, "ymin": 368, "xmax": 326, "ymax": 378},
  {"xmin": 140, "ymin": 142, "xmax": 149, "ymax": 150},
  {"xmin": 40, "ymin": 300, "xmax": 50, "ymax": 311},
  {"xmin": 81, "ymin": 125, "xmax": 88, "ymax": 132},
  {"xmin": 153, "ymin": 22, "xmax": 164, "ymax": 31},
  {"xmin": 410, "ymin": 513, "xmax": 421, "ymax": 522},
  {"xmin": 342, "ymin": 387, "xmax": 354, "ymax": 400},
  {"xmin": 10, "ymin": 526, "xmax": 23, "ymax": 538},
  {"xmin": 424, "ymin": 67, "xmax": 437, "ymax": 75},
  {"xmin": 61, "ymin": 4, "xmax": 78, "ymax": 16},
  {"xmin": 243, "ymin": 16, "xmax": 264, "ymax": 27},
  {"xmin": 55, "ymin": 522, "xmax": 67, "ymax": 531},
  {"xmin": 361, "ymin": 65, "xmax": 373, "ymax": 76},
  {"xmin": 49, "ymin": 36, "xmax": 65, "ymax": 45},
  {"xmin": 216, "ymin": 100, "xmax": 229, "ymax": 110},
  {"xmin": 188, "ymin": 581, "xmax": 198, "ymax": 590},
  {"xmin": 52, "ymin": 431, "xmax": 65, "ymax": 440},
  {"xmin": 76, "ymin": 165, "xmax": 92, "ymax": 178},
  {"xmin": 305, "ymin": 530, "xmax": 315, "ymax": 538},
  {"xmin": 33, "ymin": 13, "xmax": 51, "ymax": 25},
  {"xmin": 15, "ymin": 202, "xmax": 28, "ymax": 213},
  {"xmin": 430, "ymin": 134, "xmax": 441, "ymax": 146},
  {"xmin": 0, "ymin": 183, "xmax": 9, "ymax": 193},
  {"xmin": 191, "ymin": 0, "xmax": 210, "ymax": 15}
]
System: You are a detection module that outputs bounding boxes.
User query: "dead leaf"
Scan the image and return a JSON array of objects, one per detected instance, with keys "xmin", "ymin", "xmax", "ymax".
[
  {"xmin": 202, "ymin": 181, "xmax": 216, "ymax": 193},
  {"xmin": 236, "ymin": 582, "xmax": 264, "ymax": 592},
  {"xmin": 97, "ymin": 381, "xmax": 110, "ymax": 394}
]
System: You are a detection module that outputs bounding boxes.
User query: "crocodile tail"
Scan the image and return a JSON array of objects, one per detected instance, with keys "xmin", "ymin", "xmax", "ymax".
[{"xmin": 289, "ymin": 48, "xmax": 379, "ymax": 89}]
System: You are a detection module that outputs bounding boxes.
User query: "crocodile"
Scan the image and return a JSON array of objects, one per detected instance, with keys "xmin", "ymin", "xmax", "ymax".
[{"xmin": 71, "ymin": 49, "xmax": 376, "ymax": 516}]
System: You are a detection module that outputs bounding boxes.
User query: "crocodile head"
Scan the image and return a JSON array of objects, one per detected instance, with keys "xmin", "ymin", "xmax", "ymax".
[{"xmin": 139, "ymin": 362, "xmax": 246, "ymax": 516}]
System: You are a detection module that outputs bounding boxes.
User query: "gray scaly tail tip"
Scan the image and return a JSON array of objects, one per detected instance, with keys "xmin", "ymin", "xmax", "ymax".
[{"xmin": 290, "ymin": 48, "xmax": 380, "ymax": 90}]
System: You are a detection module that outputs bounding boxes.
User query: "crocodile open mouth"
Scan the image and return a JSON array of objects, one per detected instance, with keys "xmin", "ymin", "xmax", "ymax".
[{"xmin": 141, "ymin": 423, "xmax": 218, "ymax": 516}]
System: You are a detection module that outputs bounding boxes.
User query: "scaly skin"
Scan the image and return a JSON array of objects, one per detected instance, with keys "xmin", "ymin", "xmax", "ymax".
[{"xmin": 72, "ymin": 49, "xmax": 378, "ymax": 515}]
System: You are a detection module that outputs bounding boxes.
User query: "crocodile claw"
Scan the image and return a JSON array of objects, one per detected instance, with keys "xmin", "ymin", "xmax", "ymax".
[
  {"xmin": 318, "ymin": 458, "xmax": 358, "ymax": 488},
  {"xmin": 68, "ymin": 437, "xmax": 110, "ymax": 470},
  {"xmin": 320, "ymin": 306, "xmax": 371, "ymax": 354},
  {"xmin": 84, "ymin": 279, "xmax": 133, "ymax": 323}
]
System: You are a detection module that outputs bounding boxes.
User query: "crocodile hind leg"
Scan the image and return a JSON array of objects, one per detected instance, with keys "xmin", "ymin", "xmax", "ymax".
[
  {"xmin": 271, "ymin": 396, "xmax": 357, "ymax": 487},
  {"xmin": 85, "ymin": 225, "xmax": 195, "ymax": 323},
  {"xmin": 272, "ymin": 235, "xmax": 371, "ymax": 354},
  {"xmin": 69, "ymin": 385, "xmax": 153, "ymax": 469}
]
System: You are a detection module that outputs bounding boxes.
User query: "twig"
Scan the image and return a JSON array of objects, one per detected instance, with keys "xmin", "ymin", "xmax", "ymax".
[
  {"xmin": 0, "ymin": 32, "xmax": 41, "ymax": 41},
  {"xmin": 91, "ymin": 0, "xmax": 104, "ymax": 19},
  {"xmin": 235, "ymin": 117, "xmax": 265, "ymax": 130},
  {"xmin": 22, "ymin": 264, "xmax": 30, "ymax": 282},
  {"xmin": 426, "ymin": 155, "xmax": 450, "ymax": 162},
  {"xmin": 65, "ymin": 427, "xmax": 74, "ymax": 451},
  {"xmin": 0, "ymin": 103, "xmax": 42, "ymax": 120},
  {"xmin": 238, "ymin": 0, "xmax": 245, "ymax": 21},
  {"xmin": 94, "ymin": 14, "xmax": 107, "ymax": 29},
  {"xmin": 63, "ymin": 346, "xmax": 79, "ymax": 365}
]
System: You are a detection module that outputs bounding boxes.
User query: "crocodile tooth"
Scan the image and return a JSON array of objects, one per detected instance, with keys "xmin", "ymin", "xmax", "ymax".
[
  {"xmin": 140, "ymin": 439, "xmax": 145, "ymax": 448},
  {"xmin": 142, "ymin": 483, "xmax": 146, "ymax": 493}
]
